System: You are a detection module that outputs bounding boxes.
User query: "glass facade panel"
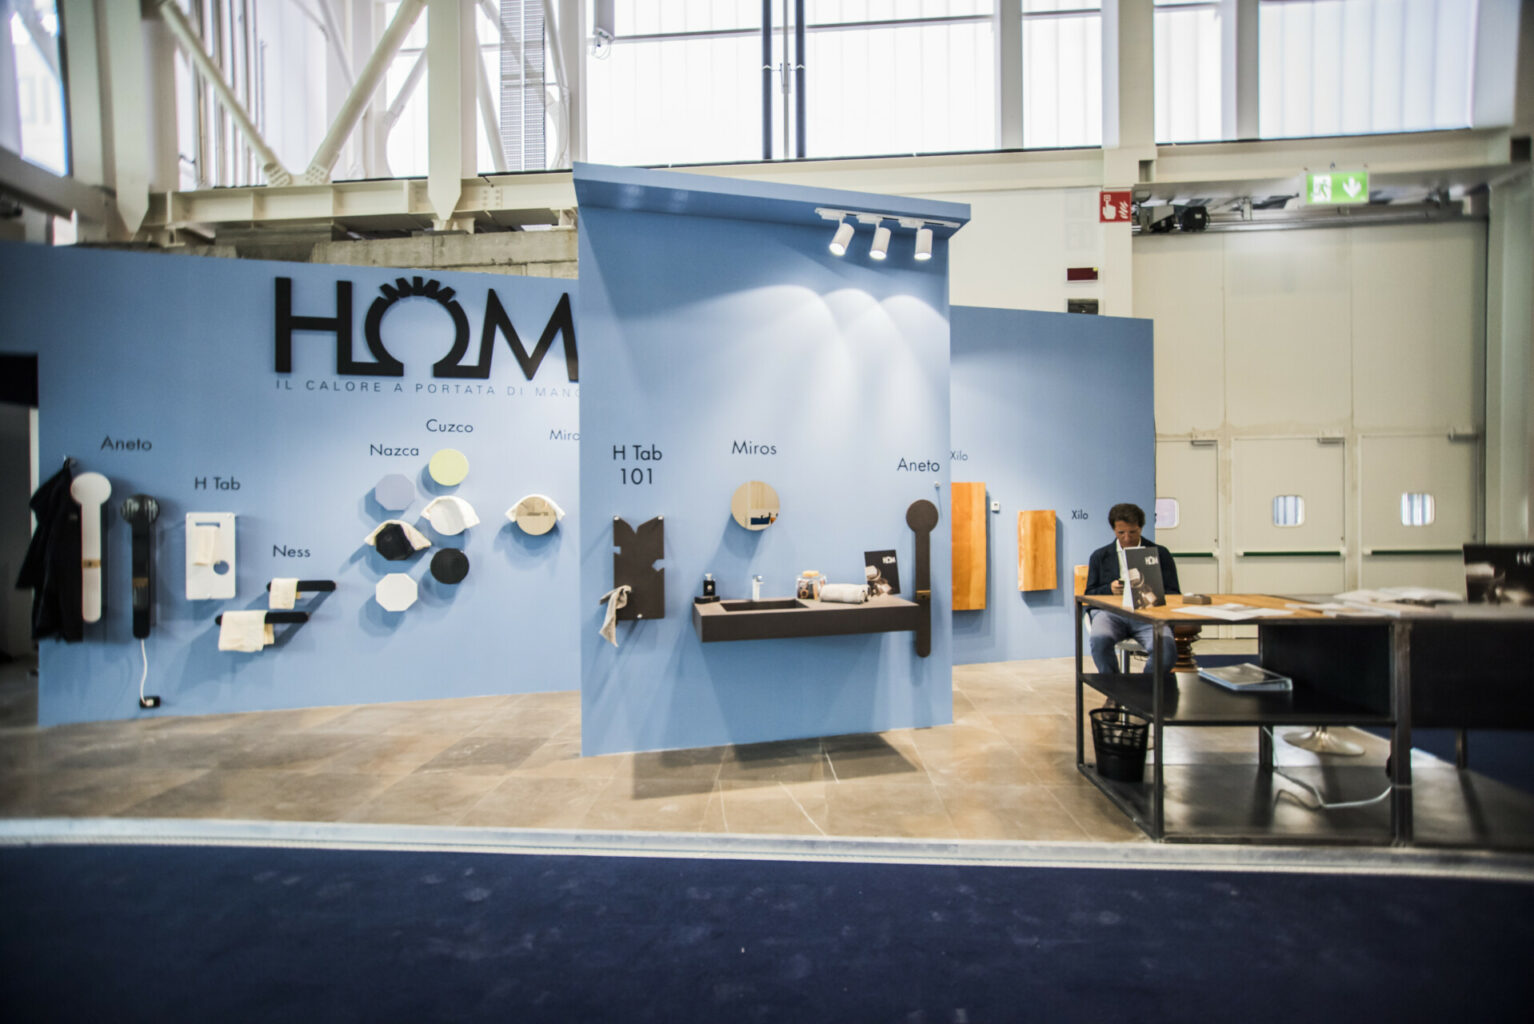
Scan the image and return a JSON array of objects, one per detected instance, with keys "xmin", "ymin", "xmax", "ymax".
[
  {"xmin": 5, "ymin": 0, "xmax": 67, "ymax": 175},
  {"xmin": 1258, "ymin": 0, "xmax": 1475, "ymax": 139},
  {"xmin": 1154, "ymin": 1, "xmax": 1222, "ymax": 142},
  {"xmin": 1022, "ymin": 5, "xmax": 1101, "ymax": 148}
]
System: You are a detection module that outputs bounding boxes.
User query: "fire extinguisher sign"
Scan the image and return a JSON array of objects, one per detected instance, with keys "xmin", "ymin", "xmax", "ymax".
[{"xmin": 1100, "ymin": 190, "xmax": 1133, "ymax": 224}]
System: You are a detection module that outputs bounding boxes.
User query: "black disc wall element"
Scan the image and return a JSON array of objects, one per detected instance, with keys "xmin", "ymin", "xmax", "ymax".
[{"xmin": 430, "ymin": 548, "xmax": 469, "ymax": 584}]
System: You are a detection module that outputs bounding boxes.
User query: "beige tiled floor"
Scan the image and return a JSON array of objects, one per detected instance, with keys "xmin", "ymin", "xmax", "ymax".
[{"xmin": 0, "ymin": 649, "xmax": 1430, "ymax": 844}]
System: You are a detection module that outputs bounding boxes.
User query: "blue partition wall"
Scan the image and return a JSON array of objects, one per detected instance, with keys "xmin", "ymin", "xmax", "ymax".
[
  {"xmin": 949, "ymin": 305, "xmax": 1155, "ymax": 665},
  {"xmin": 0, "ymin": 243, "xmax": 579, "ymax": 725},
  {"xmin": 574, "ymin": 164, "xmax": 969, "ymax": 755}
]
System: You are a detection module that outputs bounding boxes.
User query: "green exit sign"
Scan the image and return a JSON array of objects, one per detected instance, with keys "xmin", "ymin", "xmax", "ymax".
[{"xmin": 1306, "ymin": 171, "xmax": 1370, "ymax": 205}]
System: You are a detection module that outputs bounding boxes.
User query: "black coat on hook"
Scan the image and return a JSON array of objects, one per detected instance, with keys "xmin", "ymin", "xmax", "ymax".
[{"xmin": 16, "ymin": 460, "xmax": 84, "ymax": 642}]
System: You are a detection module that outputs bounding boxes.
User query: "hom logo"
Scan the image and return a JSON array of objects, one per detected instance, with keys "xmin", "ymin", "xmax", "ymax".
[{"xmin": 275, "ymin": 276, "xmax": 578, "ymax": 382}]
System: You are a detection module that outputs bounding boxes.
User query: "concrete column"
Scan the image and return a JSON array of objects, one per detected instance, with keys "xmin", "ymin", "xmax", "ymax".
[
  {"xmin": 1482, "ymin": 2, "xmax": 1533, "ymax": 541},
  {"xmin": 1485, "ymin": 176, "xmax": 1533, "ymax": 542},
  {"xmin": 102, "ymin": 0, "xmax": 151, "ymax": 236},
  {"xmin": 1101, "ymin": 0, "xmax": 1154, "ymax": 317},
  {"xmin": 427, "ymin": 0, "xmax": 475, "ymax": 228}
]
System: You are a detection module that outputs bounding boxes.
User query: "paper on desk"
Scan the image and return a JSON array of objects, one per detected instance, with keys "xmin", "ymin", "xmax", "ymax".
[
  {"xmin": 1287, "ymin": 602, "xmax": 1387, "ymax": 618},
  {"xmin": 1172, "ymin": 603, "xmax": 1292, "ymax": 622},
  {"xmin": 1335, "ymin": 586, "xmax": 1464, "ymax": 605}
]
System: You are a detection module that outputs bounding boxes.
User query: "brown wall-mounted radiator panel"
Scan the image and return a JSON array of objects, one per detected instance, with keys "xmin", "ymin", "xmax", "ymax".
[
  {"xmin": 1017, "ymin": 510, "xmax": 1057, "ymax": 591},
  {"xmin": 951, "ymin": 482, "xmax": 987, "ymax": 610}
]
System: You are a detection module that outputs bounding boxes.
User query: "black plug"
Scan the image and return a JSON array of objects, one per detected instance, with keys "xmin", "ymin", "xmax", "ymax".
[{"xmin": 139, "ymin": 696, "xmax": 161, "ymax": 709}]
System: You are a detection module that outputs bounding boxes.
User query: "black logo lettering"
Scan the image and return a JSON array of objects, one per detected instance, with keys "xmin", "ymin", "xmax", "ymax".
[{"xmin": 276, "ymin": 277, "xmax": 577, "ymax": 383}]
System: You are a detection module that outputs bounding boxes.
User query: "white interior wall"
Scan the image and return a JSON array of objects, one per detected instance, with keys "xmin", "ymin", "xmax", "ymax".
[
  {"xmin": 1134, "ymin": 220, "xmax": 1487, "ymax": 598},
  {"xmin": 942, "ymin": 187, "xmax": 1106, "ymax": 315}
]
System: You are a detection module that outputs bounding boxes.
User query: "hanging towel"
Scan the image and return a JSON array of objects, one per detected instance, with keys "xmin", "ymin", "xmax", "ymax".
[
  {"xmin": 268, "ymin": 578, "xmax": 299, "ymax": 610},
  {"xmin": 597, "ymin": 585, "xmax": 632, "ymax": 647},
  {"xmin": 218, "ymin": 610, "xmax": 272, "ymax": 652}
]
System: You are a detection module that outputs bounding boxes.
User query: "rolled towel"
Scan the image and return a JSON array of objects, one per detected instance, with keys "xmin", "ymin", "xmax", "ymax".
[
  {"xmin": 268, "ymin": 577, "xmax": 299, "ymax": 610},
  {"xmin": 819, "ymin": 583, "xmax": 869, "ymax": 604},
  {"xmin": 597, "ymin": 585, "xmax": 632, "ymax": 646},
  {"xmin": 218, "ymin": 610, "xmax": 270, "ymax": 652}
]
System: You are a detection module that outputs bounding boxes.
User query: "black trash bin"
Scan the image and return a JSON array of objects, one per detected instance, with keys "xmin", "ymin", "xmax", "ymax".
[{"xmin": 1090, "ymin": 707, "xmax": 1149, "ymax": 783}]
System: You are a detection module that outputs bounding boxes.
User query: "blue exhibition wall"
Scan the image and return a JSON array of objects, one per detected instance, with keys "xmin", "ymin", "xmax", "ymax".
[
  {"xmin": 949, "ymin": 305, "xmax": 1155, "ymax": 665},
  {"xmin": 0, "ymin": 243, "xmax": 579, "ymax": 725},
  {"xmin": 574, "ymin": 163, "xmax": 969, "ymax": 755}
]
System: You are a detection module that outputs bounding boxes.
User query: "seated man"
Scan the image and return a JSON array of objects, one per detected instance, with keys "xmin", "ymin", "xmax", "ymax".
[{"xmin": 1085, "ymin": 502, "xmax": 1181, "ymax": 674}]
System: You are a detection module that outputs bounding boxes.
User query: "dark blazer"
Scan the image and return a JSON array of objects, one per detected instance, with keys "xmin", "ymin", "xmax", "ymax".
[
  {"xmin": 1084, "ymin": 540, "xmax": 1180, "ymax": 597},
  {"xmin": 16, "ymin": 461, "xmax": 84, "ymax": 642}
]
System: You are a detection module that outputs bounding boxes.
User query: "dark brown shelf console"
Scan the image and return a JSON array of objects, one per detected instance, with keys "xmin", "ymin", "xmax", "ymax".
[
  {"xmin": 1075, "ymin": 593, "xmax": 1534, "ymax": 846},
  {"xmin": 693, "ymin": 595, "xmax": 921, "ymax": 644}
]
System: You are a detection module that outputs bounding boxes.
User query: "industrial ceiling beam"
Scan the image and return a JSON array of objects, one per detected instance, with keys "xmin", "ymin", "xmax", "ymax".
[
  {"xmin": 0, "ymin": 145, "xmax": 115, "ymax": 225},
  {"xmin": 129, "ymin": 128, "xmax": 1520, "ymax": 242},
  {"xmin": 304, "ymin": 0, "xmax": 427, "ymax": 184},
  {"xmin": 153, "ymin": 0, "xmax": 294, "ymax": 186}
]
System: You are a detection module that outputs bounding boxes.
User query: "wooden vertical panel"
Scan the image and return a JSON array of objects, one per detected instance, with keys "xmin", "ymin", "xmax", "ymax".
[
  {"xmin": 1017, "ymin": 510, "xmax": 1057, "ymax": 591},
  {"xmin": 951, "ymin": 482, "xmax": 987, "ymax": 610},
  {"xmin": 1073, "ymin": 564, "xmax": 1089, "ymax": 595}
]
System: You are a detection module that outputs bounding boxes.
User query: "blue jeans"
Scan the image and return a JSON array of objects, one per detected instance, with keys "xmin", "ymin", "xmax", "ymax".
[{"xmin": 1088, "ymin": 610, "xmax": 1175, "ymax": 675}]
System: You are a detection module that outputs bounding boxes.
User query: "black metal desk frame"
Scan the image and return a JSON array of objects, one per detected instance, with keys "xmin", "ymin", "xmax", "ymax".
[{"xmin": 1073, "ymin": 595, "xmax": 1414, "ymax": 845}]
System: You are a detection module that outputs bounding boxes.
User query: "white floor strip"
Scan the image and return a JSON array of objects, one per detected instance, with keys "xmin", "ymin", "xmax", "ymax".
[{"xmin": 2, "ymin": 817, "xmax": 1532, "ymax": 883}]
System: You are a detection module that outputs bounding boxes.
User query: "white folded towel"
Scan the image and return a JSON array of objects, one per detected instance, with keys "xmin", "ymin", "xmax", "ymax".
[
  {"xmin": 268, "ymin": 577, "xmax": 299, "ymax": 610},
  {"xmin": 506, "ymin": 494, "xmax": 566, "ymax": 535},
  {"xmin": 218, "ymin": 610, "xmax": 272, "ymax": 652},
  {"xmin": 190, "ymin": 525, "xmax": 219, "ymax": 566},
  {"xmin": 364, "ymin": 519, "xmax": 432, "ymax": 551},
  {"xmin": 422, "ymin": 495, "xmax": 480, "ymax": 536},
  {"xmin": 597, "ymin": 585, "xmax": 632, "ymax": 646},
  {"xmin": 819, "ymin": 583, "xmax": 870, "ymax": 604}
]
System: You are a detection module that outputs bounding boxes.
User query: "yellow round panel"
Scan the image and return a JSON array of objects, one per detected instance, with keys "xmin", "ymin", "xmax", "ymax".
[{"xmin": 428, "ymin": 448, "xmax": 470, "ymax": 486}]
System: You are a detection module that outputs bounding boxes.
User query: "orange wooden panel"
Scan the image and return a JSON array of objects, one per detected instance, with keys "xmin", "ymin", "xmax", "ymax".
[
  {"xmin": 1017, "ymin": 510, "xmax": 1057, "ymax": 591},
  {"xmin": 1073, "ymin": 564, "xmax": 1088, "ymax": 596},
  {"xmin": 951, "ymin": 482, "xmax": 987, "ymax": 610}
]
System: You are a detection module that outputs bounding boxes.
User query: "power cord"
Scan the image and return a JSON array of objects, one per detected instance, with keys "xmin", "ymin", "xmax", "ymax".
[
  {"xmin": 1274, "ymin": 768, "xmax": 1391, "ymax": 811},
  {"xmin": 137, "ymin": 638, "xmax": 161, "ymax": 709}
]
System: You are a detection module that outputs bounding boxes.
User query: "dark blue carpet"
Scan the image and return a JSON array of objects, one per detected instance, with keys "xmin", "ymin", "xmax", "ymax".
[{"xmin": 3, "ymin": 844, "xmax": 1531, "ymax": 1022}]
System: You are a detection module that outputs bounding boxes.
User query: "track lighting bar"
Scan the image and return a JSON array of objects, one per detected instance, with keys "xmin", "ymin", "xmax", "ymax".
[{"xmin": 815, "ymin": 208, "xmax": 959, "ymax": 261}]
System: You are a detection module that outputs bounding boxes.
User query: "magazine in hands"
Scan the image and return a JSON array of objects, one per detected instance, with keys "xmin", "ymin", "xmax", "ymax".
[{"xmin": 1123, "ymin": 547, "xmax": 1167, "ymax": 609}]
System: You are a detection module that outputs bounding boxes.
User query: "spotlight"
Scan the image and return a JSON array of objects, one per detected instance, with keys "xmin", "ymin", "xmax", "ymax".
[
  {"xmin": 869, "ymin": 223, "xmax": 891, "ymax": 261},
  {"xmin": 1176, "ymin": 205, "xmax": 1209, "ymax": 232},
  {"xmin": 914, "ymin": 226, "xmax": 933, "ymax": 261},
  {"xmin": 829, "ymin": 220, "xmax": 854, "ymax": 256}
]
